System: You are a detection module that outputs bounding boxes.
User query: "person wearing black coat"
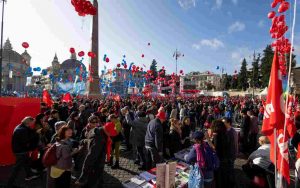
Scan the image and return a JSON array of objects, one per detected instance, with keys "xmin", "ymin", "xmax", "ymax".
[
  {"xmin": 7, "ymin": 117, "xmax": 40, "ymax": 187},
  {"xmin": 168, "ymin": 119, "xmax": 182, "ymax": 158},
  {"xmin": 76, "ymin": 121, "xmax": 117, "ymax": 188},
  {"xmin": 240, "ymin": 108, "xmax": 251, "ymax": 154},
  {"xmin": 211, "ymin": 120, "xmax": 232, "ymax": 188}
]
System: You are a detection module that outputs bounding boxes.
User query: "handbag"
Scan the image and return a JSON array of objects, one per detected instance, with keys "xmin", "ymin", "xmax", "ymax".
[{"xmin": 188, "ymin": 164, "xmax": 204, "ymax": 188}]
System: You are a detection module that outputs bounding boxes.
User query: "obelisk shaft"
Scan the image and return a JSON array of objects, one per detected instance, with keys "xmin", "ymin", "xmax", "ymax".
[{"xmin": 87, "ymin": 0, "xmax": 100, "ymax": 95}]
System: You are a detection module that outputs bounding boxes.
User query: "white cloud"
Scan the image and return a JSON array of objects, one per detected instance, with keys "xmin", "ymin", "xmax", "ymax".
[
  {"xmin": 178, "ymin": 0, "xmax": 197, "ymax": 9},
  {"xmin": 228, "ymin": 21, "xmax": 245, "ymax": 33},
  {"xmin": 193, "ymin": 38, "xmax": 224, "ymax": 50},
  {"xmin": 212, "ymin": 0, "xmax": 223, "ymax": 9},
  {"xmin": 231, "ymin": 47, "xmax": 253, "ymax": 63},
  {"xmin": 232, "ymin": 0, "xmax": 238, "ymax": 5},
  {"xmin": 258, "ymin": 20, "xmax": 265, "ymax": 28}
]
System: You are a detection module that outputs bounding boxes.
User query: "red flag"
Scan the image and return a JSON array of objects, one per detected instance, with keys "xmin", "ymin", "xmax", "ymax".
[
  {"xmin": 42, "ymin": 90, "xmax": 53, "ymax": 107},
  {"xmin": 62, "ymin": 93, "xmax": 72, "ymax": 103},
  {"xmin": 261, "ymin": 50, "xmax": 290, "ymax": 183}
]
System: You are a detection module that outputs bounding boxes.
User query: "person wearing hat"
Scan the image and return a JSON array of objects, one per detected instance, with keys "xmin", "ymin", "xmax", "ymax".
[
  {"xmin": 76, "ymin": 119, "xmax": 117, "ymax": 188},
  {"xmin": 185, "ymin": 131, "xmax": 215, "ymax": 188},
  {"xmin": 144, "ymin": 109, "xmax": 166, "ymax": 170}
]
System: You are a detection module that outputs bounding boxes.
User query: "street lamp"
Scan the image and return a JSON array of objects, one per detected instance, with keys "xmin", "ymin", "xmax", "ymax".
[{"xmin": 0, "ymin": 0, "xmax": 6, "ymax": 96}]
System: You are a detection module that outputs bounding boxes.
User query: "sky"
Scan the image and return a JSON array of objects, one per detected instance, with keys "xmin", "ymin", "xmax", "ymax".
[{"xmin": 3, "ymin": 0, "xmax": 300, "ymax": 75}]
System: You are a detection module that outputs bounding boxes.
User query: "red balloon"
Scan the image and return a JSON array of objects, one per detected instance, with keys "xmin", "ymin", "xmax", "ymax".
[
  {"xmin": 78, "ymin": 51, "xmax": 85, "ymax": 57},
  {"xmin": 70, "ymin": 47, "xmax": 75, "ymax": 53},
  {"xmin": 141, "ymin": 54, "xmax": 144, "ymax": 58},
  {"xmin": 268, "ymin": 11, "xmax": 276, "ymax": 19},
  {"xmin": 88, "ymin": 51, "xmax": 96, "ymax": 58},
  {"xmin": 105, "ymin": 57, "xmax": 110, "ymax": 63},
  {"xmin": 22, "ymin": 42, "xmax": 29, "ymax": 49},
  {"xmin": 278, "ymin": 1, "xmax": 289, "ymax": 13},
  {"xmin": 117, "ymin": 64, "xmax": 121, "ymax": 68}
]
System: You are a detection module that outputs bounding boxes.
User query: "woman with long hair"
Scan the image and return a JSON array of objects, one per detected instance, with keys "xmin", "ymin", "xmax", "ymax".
[
  {"xmin": 169, "ymin": 118, "xmax": 182, "ymax": 157},
  {"xmin": 67, "ymin": 111, "xmax": 80, "ymax": 138},
  {"xmin": 47, "ymin": 126, "xmax": 81, "ymax": 188},
  {"xmin": 181, "ymin": 116, "xmax": 191, "ymax": 148}
]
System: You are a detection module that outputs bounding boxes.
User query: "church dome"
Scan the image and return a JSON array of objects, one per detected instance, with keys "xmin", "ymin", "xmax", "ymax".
[{"xmin": 60, "ymin": 59, "xmax": 84, "ymax": 70}]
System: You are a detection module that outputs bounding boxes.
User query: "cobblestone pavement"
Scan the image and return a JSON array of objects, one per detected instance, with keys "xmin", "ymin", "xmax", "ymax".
[
  {"xmin": 0, "ymin": 152, "xmax": 251, "ymax": 188},
  {"xmin": 3, "ymin": 146, "xmax": 289, "ymax": 188}
]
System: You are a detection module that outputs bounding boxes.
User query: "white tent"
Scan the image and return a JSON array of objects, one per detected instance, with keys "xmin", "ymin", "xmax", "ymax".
[{"xmin": 260, "ymin": 87, "xmax": 268, "ymax": 96}]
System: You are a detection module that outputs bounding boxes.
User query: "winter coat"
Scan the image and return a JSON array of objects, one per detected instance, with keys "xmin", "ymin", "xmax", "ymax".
[
  {"xmin": 145, "ymin": 118, "xmax": 164, "ymax": 153},
  {"xmin": 168, "ymin": 130, "xmax": 182, "ymax": 157},
  {"xmin": 12, "ymin": 124, "xmax": 39, "ymax": 154},
  {"xmin": 126, "ymin": 114, "xmax": 149, "ymax": 147},
  {"xmin": 55, "ymin": 139, "xmax": 73, "ymax": 170}
]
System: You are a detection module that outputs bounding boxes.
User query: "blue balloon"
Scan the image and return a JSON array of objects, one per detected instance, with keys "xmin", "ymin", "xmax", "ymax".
[
  {"xmin": 33, "ymin": 68, "xmax": 37, "ymax": 71},
  {"xmin": 216, "ymin": 66, "xmax": 220, "ymax": 70},
  {"xmin": 42, "ymin": 69, "xmax": 48, "ymax": 75}
]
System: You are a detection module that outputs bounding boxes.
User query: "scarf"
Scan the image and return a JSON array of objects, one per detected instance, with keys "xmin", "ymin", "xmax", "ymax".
[{"xmin": 194, "ymin": 143, "xmax": 205, "ymax": 168}]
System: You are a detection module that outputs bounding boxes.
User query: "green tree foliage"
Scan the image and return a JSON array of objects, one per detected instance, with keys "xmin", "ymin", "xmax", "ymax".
[
  {"xmin": 260, "ymin": 45, "xmax": 274, "ymax": 88},
  {"xmin": 238, "ymin": 58, "xmax": 248, "ymax": 91},
  {"xmin": 149, "ymin": 59, "xmax": 158, "ymax": 81},
  {"xmin": 249, "ymin": 53, "xmax": 260, "ymax": 88}
]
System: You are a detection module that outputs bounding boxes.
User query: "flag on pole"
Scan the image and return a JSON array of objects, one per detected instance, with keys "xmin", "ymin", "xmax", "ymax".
[
  {"xmin": 62, "ymin": 92, "xmax": 73, "ymax": 103},
  {"xmin": 42, "ymin": 89, "xmax": 53, "ymax": 107},
  {"xmin": 173, "ymin": 50, "xmax": 182, "ymax": 60},
  {"xmin": 261, "ymin": 50, "xmax": 290, "ymax": 184}
]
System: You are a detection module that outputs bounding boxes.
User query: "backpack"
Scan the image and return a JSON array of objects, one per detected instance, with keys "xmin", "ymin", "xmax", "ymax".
[
  {"xmin": 42, "ymin": 144, "xmax": 58, "ymax": 167},
  {"xmin": 202, "ymin": 143, "xmax": 220, "ymax": 171}
]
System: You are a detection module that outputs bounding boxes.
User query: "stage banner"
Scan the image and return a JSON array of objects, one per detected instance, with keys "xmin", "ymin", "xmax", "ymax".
[{"xmin": 0, "ymin": 97, "xmax": 40, "ymax": 165}]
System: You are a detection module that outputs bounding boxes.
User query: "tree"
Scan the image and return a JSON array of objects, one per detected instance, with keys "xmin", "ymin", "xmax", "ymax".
[
  {"xmin": 206, "ymin": 82, "xmax": 216, "ymax": 90},
  {"xmin": 222, "ymin": 74, "xmax": 232, "ymax": 90},
  {"xmin": 286, "ymin": 53, "xmax": 297, "ymax": 69},
  {"xmin": 260, "ymin": 45, "xmax": 274, "ymax": 87},
  {"xmin": 149, "ymin": 59, "xmax": 158, "ymax": 81},
  {"xmin": 238, "ymin": 58, "xmax": 248, "ymax": 91},
  {"xmin": 249, "ymin": 53, "xmax": 260, "ymax": 88}
]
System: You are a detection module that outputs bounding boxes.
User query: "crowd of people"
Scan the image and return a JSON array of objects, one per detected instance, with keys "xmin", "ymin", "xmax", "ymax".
[{"xmin": 6, "ymin": 96, "xmax": 300, "ymax": 188}]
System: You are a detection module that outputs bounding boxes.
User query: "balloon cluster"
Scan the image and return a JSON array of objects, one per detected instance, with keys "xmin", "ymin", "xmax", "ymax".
[
  {"xmin": 268, "ymin": 0, "xmax": 292, "ymax": 75},
  {"xmin": 71, "ymin": 0, "xmax": 97, "ymax": 16}
]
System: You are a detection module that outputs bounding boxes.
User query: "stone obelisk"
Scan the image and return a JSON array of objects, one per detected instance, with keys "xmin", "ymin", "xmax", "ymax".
[{"xmin": 87, "ymin": 0, "xmax": 100, "ymax": 97}]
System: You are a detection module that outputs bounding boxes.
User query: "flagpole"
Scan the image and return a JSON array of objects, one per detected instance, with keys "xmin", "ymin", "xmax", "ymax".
[
  {"xmin": 279, "ymin": 0, "xmax": 297, "ymax": 187},
  {"xmin": 175, "ymin": 49, "xmax": 178, "ymax": 75},
  {"xmin": 274, "ymin": 128, "xmax": 277, "ymax": 188}
]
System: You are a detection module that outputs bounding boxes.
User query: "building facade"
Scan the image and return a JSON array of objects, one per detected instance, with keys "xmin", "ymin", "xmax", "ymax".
[
  {"xmin": 46, "ymin": 53, "xmax": 88, "ymax": 93},
  {"xmin": 183, "ymin": 71, "xmax": 222, "ymax": 91},
  {"xmin": 1, "ymin": 39, "xmax": 31, "ymax": 92}
]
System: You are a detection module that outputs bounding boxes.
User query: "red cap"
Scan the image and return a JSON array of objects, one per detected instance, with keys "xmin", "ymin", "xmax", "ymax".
[
  {"xmin": 104, "ymin": 122, "xmax": 117, "ymax": 137},
  {"xmin": 156, "ymin": 111, "xmax": 166, "ymax": 120}
]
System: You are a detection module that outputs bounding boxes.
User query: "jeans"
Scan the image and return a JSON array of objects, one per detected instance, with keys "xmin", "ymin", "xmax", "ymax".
[
  {"xmin": 145, "ymin": 146, "xmax": 162, "ymax": 170},
  {"xmin": 7, "ymin": 153, "xmax": 33, "ymax": 188},
  {"xmin": 136, "ymin": 146, "xmax": 146, "ymax": 167}
]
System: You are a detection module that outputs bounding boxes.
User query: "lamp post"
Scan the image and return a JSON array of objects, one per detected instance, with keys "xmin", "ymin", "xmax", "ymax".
[{"xmin": 0, "ymin": 0, "xmax": 6, "ymax": 96}]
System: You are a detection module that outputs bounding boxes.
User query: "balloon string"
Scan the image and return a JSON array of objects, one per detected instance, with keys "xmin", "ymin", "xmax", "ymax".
[{"xmin": 280, "ymin": 0, "xmax": 297, "ymax": 187}]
